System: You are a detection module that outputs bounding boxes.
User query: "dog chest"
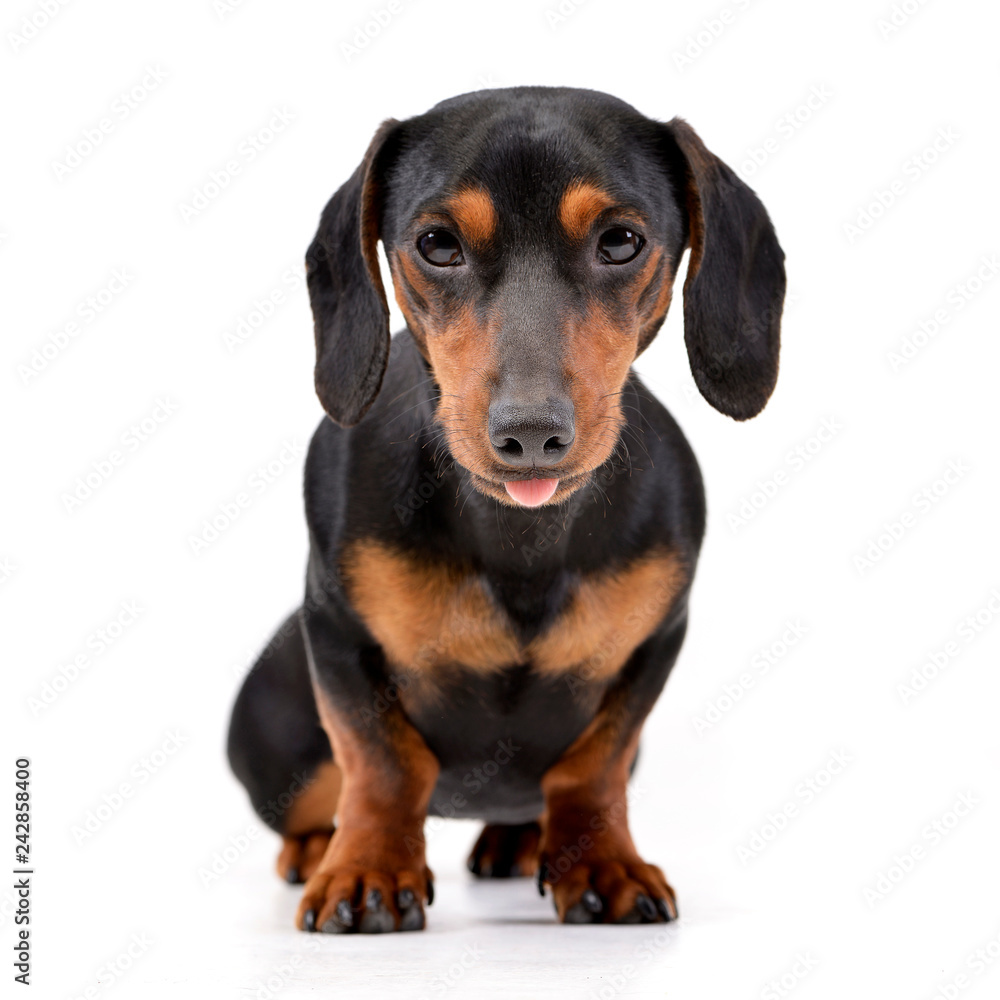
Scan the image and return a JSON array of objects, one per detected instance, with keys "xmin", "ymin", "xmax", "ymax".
[{"xmin": 341, "ymin": 539, "xmax": 685, "ymax": 679}]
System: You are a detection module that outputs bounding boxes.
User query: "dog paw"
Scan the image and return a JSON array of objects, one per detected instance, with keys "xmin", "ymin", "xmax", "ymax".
[
  {"xmin": 295, "ymin": 838, "xmax": 434, "ymax": 934},
  {"xmin": 538, "ymin": 853, "xmax": 677, "ymax": 925},
  {"xmin": 467, "ymin": 821, "xmax": 541, "ymax": 878},
  {"xmin": 276, "ymin": 830, "xmax": 334, "ymax": 885}
]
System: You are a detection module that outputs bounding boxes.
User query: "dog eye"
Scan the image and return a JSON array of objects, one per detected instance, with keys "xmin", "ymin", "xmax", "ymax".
[
  {"xmin": 418, "ymin": 230, "xmax": 464, "ymax": 266},
  {"xmin": 597, "ymin": 228, "xmax": 644, "ymax": 264}
]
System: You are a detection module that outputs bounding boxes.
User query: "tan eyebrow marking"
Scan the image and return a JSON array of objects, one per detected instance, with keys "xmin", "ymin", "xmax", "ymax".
[
  {"xmin": 441, "ymin": 186, "xmax": 498, "ymax": 248},
  {"xmin": 558, "ymin": 180, "xmax": 618, "ymax": 241}
]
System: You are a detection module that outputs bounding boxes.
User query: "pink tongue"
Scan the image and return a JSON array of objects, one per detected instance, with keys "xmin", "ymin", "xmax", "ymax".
[{"xmin": 504, "ymin": 478, "xmax": 559, "ymax": 507}]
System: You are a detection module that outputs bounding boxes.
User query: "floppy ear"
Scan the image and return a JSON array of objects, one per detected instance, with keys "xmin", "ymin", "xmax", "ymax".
[
  {"xmin": 662, "ymin": 118, "xmax": 786, "ymax": 420},
  {"xmin": 306, "ymin": 119, "xmax": 401, "ymax": 426}
]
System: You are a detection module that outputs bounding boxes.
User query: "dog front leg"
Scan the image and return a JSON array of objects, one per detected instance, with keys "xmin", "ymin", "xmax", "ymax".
[
  {"xmin": 538, "ymin": 623, "xmax": 687, "ymax": 925},
  {"xmin": 296, "ymin": 611, "xmax": 439, "ymax": 934}
]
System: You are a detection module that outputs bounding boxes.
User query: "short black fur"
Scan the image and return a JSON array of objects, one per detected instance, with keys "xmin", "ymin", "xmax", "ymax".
[{"xmin": 228, "ymin": 86, "xmax": 784, "ymax": 847}]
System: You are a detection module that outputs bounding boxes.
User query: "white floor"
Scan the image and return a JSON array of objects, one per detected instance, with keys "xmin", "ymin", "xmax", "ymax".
[{"xmin": 31, "ymin": 721, "xmax": 999, "ymax": 1000}]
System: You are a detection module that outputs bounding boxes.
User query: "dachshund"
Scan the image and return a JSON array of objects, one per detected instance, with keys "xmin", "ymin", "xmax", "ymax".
[{"xmin": 228, "ymin": 85, "xmax": 785, "ymax": 933}]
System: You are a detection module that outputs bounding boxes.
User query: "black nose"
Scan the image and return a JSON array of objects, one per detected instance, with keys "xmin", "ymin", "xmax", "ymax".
[{"xmin": 488, "ymin": 398, "xmax": 576, "ymax": 467}]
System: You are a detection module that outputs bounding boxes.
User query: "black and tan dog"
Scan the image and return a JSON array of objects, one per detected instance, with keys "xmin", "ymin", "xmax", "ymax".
[{"xmin": 228, "ymin": 86, "xmax": 785, "ymax": 933}]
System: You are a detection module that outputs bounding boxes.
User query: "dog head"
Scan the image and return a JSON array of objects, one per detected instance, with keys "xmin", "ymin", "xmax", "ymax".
[{"xmin": 306, "ymin": 87, "xmax": 785, "ymax": 508}]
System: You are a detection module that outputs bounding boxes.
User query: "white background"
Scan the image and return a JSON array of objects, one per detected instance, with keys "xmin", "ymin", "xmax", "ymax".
[{"xmin": 3, "ymin": 0, "xmax": 999, "ymax": 997}]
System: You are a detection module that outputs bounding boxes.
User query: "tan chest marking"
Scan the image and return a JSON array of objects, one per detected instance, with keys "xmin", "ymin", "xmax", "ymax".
[
  {"xmin": 529, "ymin": 551, "xmax": 686, "ymax": 678},
  {"xmin": 342, "ymin": 540, "xmax": 520, "ymax": 673},
  {"xmin": 341, "ymin": 540, "xmax": 686, "ymax": 680}
]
